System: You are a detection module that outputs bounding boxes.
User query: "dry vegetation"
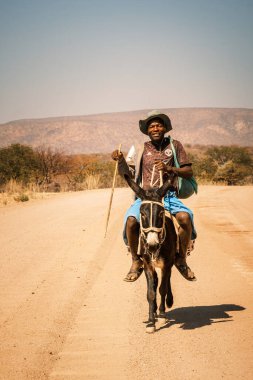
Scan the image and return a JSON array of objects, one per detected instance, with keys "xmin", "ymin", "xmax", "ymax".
[
  {"xmin": 0, "ymin": 143, "xmax": 252, "ymax": 206},
  {"xmin": 0, "ymin": 179, "xmax": 48, "ymax": 206},
  {"xmin": 0, "ymin": 145, "xmax": 126, "ymax": 206}
]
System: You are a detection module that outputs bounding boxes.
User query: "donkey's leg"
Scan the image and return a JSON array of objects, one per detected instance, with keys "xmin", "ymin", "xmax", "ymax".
[
  {"xmin": 144, "ymin": 265, "xmax": 158, "ymax": 333},
  {"xmin": 124, "ymin": 217, "xmax": 143, "ymax": 282},
  {"xmin": 159, "ymin": 266, "xmax": 171, "ymax": 317},
  {"xmin": 166, "ymin": 271, "xmax": 174, "ymax": 309}
]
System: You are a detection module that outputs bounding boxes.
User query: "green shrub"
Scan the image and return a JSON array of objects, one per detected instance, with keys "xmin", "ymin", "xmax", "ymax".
[
  {"xmin": 189, "ymin": 146, "xmax": 253, "ymax": 185},
  {"xmin": 0, "ymin": 144, "xmax": 252, "ymax": 191},
  {"xmin": 14, "ymin": 194, "xmax": 29, "ymax": 202},
  {"xmin": 0, "ymin": 144, "xmax": 41, "ymax": 185}
]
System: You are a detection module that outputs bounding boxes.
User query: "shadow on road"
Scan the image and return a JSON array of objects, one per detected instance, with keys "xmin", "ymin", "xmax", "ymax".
[{"xmin": 158, "ymin": 304, "xmax": 245, "ymax": 331}]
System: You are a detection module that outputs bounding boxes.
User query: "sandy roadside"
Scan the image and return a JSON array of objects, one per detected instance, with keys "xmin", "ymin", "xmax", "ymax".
[{"xmin": 0, "ymin": 186, "xmax": 252, "ymax": 380}]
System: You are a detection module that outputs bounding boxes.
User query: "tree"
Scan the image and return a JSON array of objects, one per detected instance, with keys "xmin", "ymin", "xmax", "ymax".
[
  {"xmin": 206, "ymin": 146, "xmax": 253, "ymax": 185},
  {"xmin": 188, "ymin": 153, "xmax": 217, "ymax": 182},
  {"xmin": 213, "ymin": 160, "xmax": 248, "ymax": 185},
  {"xmin": 188, "ymin": 146, "xmax": 253, "ymax": 185},
  {"xmin": 0, "ymin": 144, "xmax": 41, "ymax": 185},
  {"xmin": 35, "ymin": 146, "xmax": 72, "ymax": 184},
  {"xmin": 206, "ymin": 146, "xmax": 252, "ymax": 166}
]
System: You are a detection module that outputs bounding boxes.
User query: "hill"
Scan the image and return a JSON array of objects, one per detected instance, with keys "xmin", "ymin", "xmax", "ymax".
[{"xmin": 0, "ymin": 108, "xmax": 252, "ymax": 153}]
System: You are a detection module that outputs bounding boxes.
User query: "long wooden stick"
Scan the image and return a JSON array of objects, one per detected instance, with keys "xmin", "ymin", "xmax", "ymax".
[{"xmin": 104, "ymin": 144, "xmax": 122, "ymax": 238}]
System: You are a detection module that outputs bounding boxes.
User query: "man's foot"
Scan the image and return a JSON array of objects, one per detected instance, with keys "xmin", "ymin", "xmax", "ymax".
[
  {"xmin": 123, "ymin": 259, "xmax": 143, "ymax": 282},
  {"xmin": 175, "ymin": 258, "xmax": 196, "ymax": 281},
  {"xmin": 187, "ymin": 239, "xmax": 195, "ymax": 256}
]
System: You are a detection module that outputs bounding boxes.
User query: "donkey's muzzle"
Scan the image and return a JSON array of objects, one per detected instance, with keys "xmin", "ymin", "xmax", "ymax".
[{"xmin": 146, "ymin": 232, "xmax": 159, "ymax": 247}]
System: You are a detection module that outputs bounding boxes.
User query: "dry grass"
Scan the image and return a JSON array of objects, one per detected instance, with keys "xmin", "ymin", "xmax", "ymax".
[
  {"xmin": 0, "ymin": 173, "xmax": 117, "ymax": 206},
  {"xmin": 83, "ymin": 174, "xmax": 101, "ymax": 190},
  {"xmin": 0, "ymin": 174, "xmax": 242, "ymax": 208},
  {"xmin": 3, "ymin": 179, "xmax": 23, "ymax": 194},
  {"xmin": 0, "ymin": 180, "xmax": 47, "ymax": 207}
]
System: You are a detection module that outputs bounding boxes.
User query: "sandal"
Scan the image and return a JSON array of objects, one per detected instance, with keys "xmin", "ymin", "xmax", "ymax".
[
  {"xmin": 175, "ymin": 263, "xmax": 197, "ymax": 281},
  {"xmin": 123, "ymin": 267, "xmax": 143, "ymax": 282}
]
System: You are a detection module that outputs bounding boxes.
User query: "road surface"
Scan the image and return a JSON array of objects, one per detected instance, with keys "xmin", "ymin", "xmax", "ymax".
[{"xmin": 0, "ymin": 186, "xmax": 252, "ymax": 379}]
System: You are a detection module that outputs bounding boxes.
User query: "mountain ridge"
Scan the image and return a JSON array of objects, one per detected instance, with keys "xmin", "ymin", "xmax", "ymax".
[{"xmin": 0, "ymin": 108, "xmax": 252, "ymax": 153}]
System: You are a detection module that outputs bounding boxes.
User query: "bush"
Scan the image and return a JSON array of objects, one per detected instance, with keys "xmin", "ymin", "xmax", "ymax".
[
  {"xmin": 36, "ymin": 146, "xmax": 72, "ymax": 184},
  {"xmin": 0, "ymin": 143, "xmax": 252, "ymax": 192},
  {"xmin": 0, "ymin": 144, "xmax": 73, "ymax": 190},
  {"xmin": 0, "ymin": 144, "xmax": 41, "ymax": 186},
  {"xmin": 189, "ymin": 146, "xmax": 253, "ymax": 185},
  {"xmin": 206, "ymin": 146, "xmax": 252, "ymax": 166},
  {"xmin": 14, "ymin": 194, "xmax": 29, "ymax": 202}
]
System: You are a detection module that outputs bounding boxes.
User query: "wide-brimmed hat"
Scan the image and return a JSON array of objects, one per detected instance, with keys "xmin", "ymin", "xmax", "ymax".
[{"xmin": 139, "ymin": 110, "xmax": 172, "ymax": 135}]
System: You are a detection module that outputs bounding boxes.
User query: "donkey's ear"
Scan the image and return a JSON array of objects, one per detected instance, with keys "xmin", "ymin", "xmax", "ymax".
[
  {"xmin": 124, "ymin": 174, "xmax": 146, "ymax": 199},
  {"xmin": 156, "ymin": 178, "xmax": 173, "ymax": 198}
]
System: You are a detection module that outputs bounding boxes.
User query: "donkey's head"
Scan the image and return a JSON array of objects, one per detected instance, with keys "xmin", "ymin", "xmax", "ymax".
[{"xmin": 124, "ymin": 174, "xmax": 173, "ymax": 259}]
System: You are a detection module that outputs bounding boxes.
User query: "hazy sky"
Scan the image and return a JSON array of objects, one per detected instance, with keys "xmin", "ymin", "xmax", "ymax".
[{"xmin": 0, "ymin": 0, "xmax": 253, "ymax": 123}]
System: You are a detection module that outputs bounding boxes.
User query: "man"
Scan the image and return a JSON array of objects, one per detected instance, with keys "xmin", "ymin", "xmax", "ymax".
[{"xmin": 112, "ymin": 110, "xmax": 197, "ymax": 282}]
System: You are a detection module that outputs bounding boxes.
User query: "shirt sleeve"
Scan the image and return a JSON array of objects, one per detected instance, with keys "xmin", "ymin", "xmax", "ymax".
[{"xmin": 174, "ymin": 140, "xmax": 192, "ymax": 167}]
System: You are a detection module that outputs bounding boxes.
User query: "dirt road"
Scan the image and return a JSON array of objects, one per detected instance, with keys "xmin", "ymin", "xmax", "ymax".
[{"xmin": 0, "ymin": 186, "xmax": 252, "ymax": 380}]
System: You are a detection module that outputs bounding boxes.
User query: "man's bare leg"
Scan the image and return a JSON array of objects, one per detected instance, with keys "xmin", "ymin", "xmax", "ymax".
[
  {"xmin": 124, "ymin": 216, "xmax": 143, "ymax": 282},
  {"xmin": 175, "ymin": 212, "xmax": 196, "ymax": 281}
]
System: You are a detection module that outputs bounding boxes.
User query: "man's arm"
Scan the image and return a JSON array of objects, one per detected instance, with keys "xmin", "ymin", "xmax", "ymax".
[
  {"xmin": 168, "ymin": 164, "xmax": 193, "ymax": 179},
  {"xmin": 154, "ymin": 161, "xmax": 193, "ymax": 179},
  {"xmin": 111, "ymin": 150, "xmax": 135, "ymax": 178}
]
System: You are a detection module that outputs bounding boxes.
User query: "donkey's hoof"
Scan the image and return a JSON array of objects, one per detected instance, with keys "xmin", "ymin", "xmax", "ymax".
[
  {"xmin": 158, "ymin": 313, "xmax": 167, "ymax": 325},
  {"xmin": 158, "ymin": 317, "xmax": 167, "ymax": 325},
  {"xmin": 166, "ymin": 296, "xmax": 174, "ymax": 308},
  {"xmin": 146, "ymin": 324, "xmax": 156, "ymax": 333}
]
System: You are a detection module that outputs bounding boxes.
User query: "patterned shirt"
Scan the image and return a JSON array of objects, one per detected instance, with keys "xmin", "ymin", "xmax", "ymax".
[{"xmin": 141, "ymin": 137, "xmax": 191, "ymax": 190}]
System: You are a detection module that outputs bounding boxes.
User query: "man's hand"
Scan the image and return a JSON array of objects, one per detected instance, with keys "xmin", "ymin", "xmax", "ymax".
[
  {"xmin": 154, "ymin": 160, "xmax": 175, "ymax": 174},
  {"xmin": 111, "ymin": 150, "xmax": 123, "ymax": 162}
]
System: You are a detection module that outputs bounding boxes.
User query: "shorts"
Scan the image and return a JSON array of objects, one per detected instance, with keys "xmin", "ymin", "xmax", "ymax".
[{"xmin": 123, "ymin": 191, "xmax": 197, "ymax": 245}]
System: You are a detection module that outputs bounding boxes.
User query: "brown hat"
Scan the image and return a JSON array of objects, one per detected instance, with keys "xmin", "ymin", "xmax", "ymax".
[{"xmin": 139, "ymin": 110, "xmax": 172, "ymax": 135}]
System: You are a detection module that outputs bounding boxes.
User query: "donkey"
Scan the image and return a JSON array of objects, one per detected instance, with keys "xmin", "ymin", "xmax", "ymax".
[{"xmin": 124, "ymin": 174, "xmax": 177, "ymax": 333}]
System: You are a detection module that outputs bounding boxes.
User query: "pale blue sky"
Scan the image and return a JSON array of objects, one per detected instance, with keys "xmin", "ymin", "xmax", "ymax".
[{"xmin": 0, "ymin": 0, "xmax": 253, "ymax": 123}]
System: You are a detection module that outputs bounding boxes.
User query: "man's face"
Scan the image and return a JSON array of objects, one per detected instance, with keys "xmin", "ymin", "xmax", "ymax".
[{"xmin": 147, "ymin": 118, "xmax": 166, "ymax": 143}]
